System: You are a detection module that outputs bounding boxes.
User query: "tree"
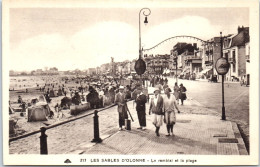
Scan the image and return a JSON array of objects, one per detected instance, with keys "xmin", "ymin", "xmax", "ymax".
[
  {"xmin": 30, "ymin": 70, "xmax": 36, "ymax": 75},
  {"xmin": 20, "ymin": 72, "xmax": 28, "ymax": 76},
  {"xmin": 50, "ymin": 67, "xmax": 58, "ymax": 71}
]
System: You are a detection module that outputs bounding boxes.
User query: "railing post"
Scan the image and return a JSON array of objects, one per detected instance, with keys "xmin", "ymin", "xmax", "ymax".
[
  {"xmin": 40, "ymin": 127, "xmax": 48, "ymax": 154},
  {"xmin": 91, "ymin": 110, "xmax": 102, "ymax": 143}
]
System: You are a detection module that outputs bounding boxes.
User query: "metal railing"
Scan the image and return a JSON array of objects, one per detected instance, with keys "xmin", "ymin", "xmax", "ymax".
[
  {"xmin": 10, "ymin": 99, "xmax": 137, "ymax": 154},
  {"xmin": 9, "ymin": 102, "xmax": 121, "ymax": 143}
]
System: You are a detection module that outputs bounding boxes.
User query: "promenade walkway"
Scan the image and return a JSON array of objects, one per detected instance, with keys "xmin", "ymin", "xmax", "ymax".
[{"xmin": 69, "ymin": 98, "xmax": 248, "ymax": 155}]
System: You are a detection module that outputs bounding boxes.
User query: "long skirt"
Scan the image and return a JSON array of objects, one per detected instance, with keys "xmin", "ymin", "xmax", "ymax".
[
  {"xmin": 173, "ymin": 91, "xmax": 179, "ymax": 100},
  {"xmin": 164, "ymin": 111, "xmax": 176, "ymax": 125},
  {"xmin": 180, "ymin": 92, "xmax": 187, "ymax": 100},
  {"xmin": 152, "ymin": 114, "xmax": 163, "ymax": 127},
  {"xmin": 137, "ymin": 110, "xmax": 146, "ymax": 127}
]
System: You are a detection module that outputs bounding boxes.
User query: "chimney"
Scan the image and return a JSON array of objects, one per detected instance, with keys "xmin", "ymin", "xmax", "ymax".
[{"xmin": 238, "ymin": 26, "xmax": 245, "ymax": 33}]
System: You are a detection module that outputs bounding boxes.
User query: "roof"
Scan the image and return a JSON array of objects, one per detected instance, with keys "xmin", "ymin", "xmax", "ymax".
[
  {"xmin": 230, "ymin": 27, "xmax": 249, "ymax": 47},
  {"xmin": 172, "ymin": 43, "xmax": 196, "ymax": 55}
]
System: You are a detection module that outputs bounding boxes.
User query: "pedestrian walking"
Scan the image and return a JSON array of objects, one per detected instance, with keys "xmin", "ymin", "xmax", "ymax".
[
  {"xmin": 165, "ymin": 77, "xmax": 168, "ymax": 84},
  {"xmin": 150, "ymin": 77, "xmax": 153, "ymax": 87},
  {"xmin": 179, "ymin": 83, "xmax": 187, "ymax": 105},
  {"xmin": 87, "ymin": 86, "xmax": 99, "ymax": 109},
  {"xmin": 156, "ymin": 83, "xmax": 163, "ymax": 92},
  {"xmin": 98, "ymin": 88, "xmax": 104, "ymax": 108},
  {"xmin": 125, "ymin": 85, "xmax": 132, "ymax": 99},
  {"xmin": 135, "ymin": 87, "xmax": 147, "ymax": 130},
  {"xmin": 114, "ymin": 86, "xmax": 128, "ymax": 131},
  {"xmin": 160, "ymin": 77, "xmax": 164, "ymax": 85},
  {"xmin": 149, "ymin": 88, "xmax": 164, "ymax": 136},
  {"xmin": 163, "ymin": 88, "xmax": 180, "ymax": 136},
  {"xmin": 173, "ymin": 82, "xmax": 180, "ymax": 104},
  {"xmin": 163, "ymin": 82, "xmax": 168, "ymax": 91}
]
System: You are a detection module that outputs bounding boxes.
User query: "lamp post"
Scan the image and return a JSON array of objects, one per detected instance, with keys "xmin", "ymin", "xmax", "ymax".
[
  {"xmin": 135, "ymin": 8, "xmax": 151, "ymax": 86},
  {"xmin": 174, "ymin": 54, "xmax": 178, "ymax": 84},
  {"xmin": 220, "ymin": 32, "xmax": 225, "ymax": 120},
  {"xmin": 139, "ymin": 8, "xmax": 151, "ymax": 59},
  {"xmin": 215, "ymin": 32, "xmax": 230, "ymax": 120}
]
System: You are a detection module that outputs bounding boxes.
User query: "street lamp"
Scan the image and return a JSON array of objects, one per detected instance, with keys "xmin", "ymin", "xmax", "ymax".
[
  {"xmin": 173, "ymin": 54, "xmax": 178, "ymax": 84},
  {"xmin": 139, "ymin": 8, "xmax": 151, "ymax": 58},
  {"xmin": 135, "ymin": 8, "xmax": 151, "ymax": 85}
]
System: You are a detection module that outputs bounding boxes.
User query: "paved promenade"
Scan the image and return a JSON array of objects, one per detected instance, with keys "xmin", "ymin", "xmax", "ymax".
[{"xmin": 69, "ymin": 98, "xmax": 248, "ymax": 155}]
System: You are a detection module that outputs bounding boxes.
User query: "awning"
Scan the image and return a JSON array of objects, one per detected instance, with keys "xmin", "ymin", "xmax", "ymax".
[
  {"xmin": 182, "ymin": 68, "xmax": 190, "ymax": 74},
  {"xmin": 199, "ymin": 68, "xmax": 212, "ymax": 75}
]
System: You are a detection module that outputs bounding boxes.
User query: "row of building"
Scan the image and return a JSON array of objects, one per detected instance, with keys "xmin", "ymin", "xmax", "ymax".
[
  {"xmin": 144, "ymin": 26, "xmax": 250, "ymax": 81},
  {"xmin": 88, "ymin": 26, "xmax": 249, "ymax": 82}
]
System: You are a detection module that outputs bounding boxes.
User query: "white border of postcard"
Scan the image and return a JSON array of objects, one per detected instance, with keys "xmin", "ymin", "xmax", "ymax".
[{"xmin": 2, "ymin": 0, "xmax": 259, "ymax": 165}]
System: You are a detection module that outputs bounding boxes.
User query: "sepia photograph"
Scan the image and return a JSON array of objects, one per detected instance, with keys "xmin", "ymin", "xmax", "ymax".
[{"xmin": 2, "ymin": 0, "xmax": 259, "ymax": 165}]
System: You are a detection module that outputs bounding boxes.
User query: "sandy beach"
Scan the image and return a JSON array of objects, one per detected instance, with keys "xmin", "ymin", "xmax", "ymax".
[{"xmin": 9, "ymin": 75, "xmax": 89, "ymax": 137}]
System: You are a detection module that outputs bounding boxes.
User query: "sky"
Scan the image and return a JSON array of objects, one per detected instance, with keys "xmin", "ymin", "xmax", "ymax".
[{"xmin": 9, "ymin": 7, "xmax": 249, "ymax": 71}]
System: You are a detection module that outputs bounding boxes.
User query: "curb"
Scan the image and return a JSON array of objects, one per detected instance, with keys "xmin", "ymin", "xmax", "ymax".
[{"xmin": 231, "ymin": 122, "xmax": 248, "ymax": 155}]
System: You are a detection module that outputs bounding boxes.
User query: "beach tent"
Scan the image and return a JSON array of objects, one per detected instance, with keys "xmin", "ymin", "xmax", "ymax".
[
  {"xmin": 57, "ymin": 88, "xmax": 63, "ymax": 96},
  {"xmin": 49, "ymin": 89, "xmax": 55, "ymax": 97},
  {"xmin": 49, "ymin": 89, "xmax": 57, "ymax": 97},
  {"xmin": 27, "ymin": 104, "xmax": 50, "ymax": 122}
]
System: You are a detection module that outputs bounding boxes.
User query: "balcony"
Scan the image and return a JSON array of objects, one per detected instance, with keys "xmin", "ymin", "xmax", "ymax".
[
  {"xmin": 205, "ymin": 60, "xmax": 213, "ymax": 66},
  {"xmin": 184, "ymin": 56, "xmax": 197, "ymax": 61}
]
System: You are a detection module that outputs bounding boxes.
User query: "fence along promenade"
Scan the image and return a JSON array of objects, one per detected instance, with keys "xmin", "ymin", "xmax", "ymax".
[{"xmin": 8, "ymin": 100, "xmax": 130, "ymax": 154}]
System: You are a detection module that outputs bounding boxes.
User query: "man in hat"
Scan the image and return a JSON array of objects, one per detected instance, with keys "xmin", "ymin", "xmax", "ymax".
[
  {"xmin": 135, "ymin": 87, "xmax": 147, "ymax": 130},
  {"xmin": 114, "ymin": 86, "xmax": 128, "ymax": 130}
]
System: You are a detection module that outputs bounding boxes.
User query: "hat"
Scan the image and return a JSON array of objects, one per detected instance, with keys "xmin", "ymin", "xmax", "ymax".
[
  {"xmin": 180, "ymin": 83, "xmax": 183, "ymax": 86},
  {"xmin": 119, "ymin": 86, "xmax": 124, "ymax": 89},
  {"xmin": 165, "ymin": 87, "xmax": 172, "ymax": 92},
  {"xmin": 154, "ymin": 87, "xmax": 160, "ymax": 93}
]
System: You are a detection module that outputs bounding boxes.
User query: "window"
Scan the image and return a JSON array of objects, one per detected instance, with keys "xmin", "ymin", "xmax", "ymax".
[{"xmin": 225, "ymin": 53, "xmax": 228, "ymax": 59}]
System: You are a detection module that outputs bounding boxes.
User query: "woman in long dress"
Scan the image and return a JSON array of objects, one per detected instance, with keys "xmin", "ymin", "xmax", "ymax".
[
  {"xmin": 173, "ymin": 82, "xmax": 180, "ymax": 104},
  {"xmin": 163, "ymin": 87, "xmax": 180, "ymax": 136},
  {"xmin": 179, "ymin": 83, "xmax": 187, "ymax": 105}
]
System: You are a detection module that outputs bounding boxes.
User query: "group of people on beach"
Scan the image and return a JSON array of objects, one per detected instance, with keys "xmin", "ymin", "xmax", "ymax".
[
  {"xmin": 115, "ymin": 81, "xmax": 187, "ymax": 137},
  {"xmin": 12, "ymin": 74, "xmax": 187, "ymax": 138}
]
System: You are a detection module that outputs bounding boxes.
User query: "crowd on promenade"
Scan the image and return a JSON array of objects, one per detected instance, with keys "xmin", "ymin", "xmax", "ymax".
[{"xmin": 13, "ymin": 74, "xmax": 187, "ymax": 138}]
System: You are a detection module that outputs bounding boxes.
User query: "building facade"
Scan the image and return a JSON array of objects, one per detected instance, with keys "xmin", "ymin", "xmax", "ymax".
[
  {"xmin": 223, "ymin": 26, "xmax": 249, "ymax": 81},
  {"xmin": 199, "ymin": 37, "xmax": 222, "ymax": 79},
  {"xmin": 171, "ymin": 42, "xmax": 201, "ymax": 79},
  {"xmin": 144, "ymin": 54, "xmax": 170, "ymax": 75}
]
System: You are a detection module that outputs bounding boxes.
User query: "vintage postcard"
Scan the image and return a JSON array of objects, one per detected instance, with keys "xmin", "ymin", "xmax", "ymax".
[{"xmin": 2, "ymin": 0, "xmax": 259, "ymax": 165}]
